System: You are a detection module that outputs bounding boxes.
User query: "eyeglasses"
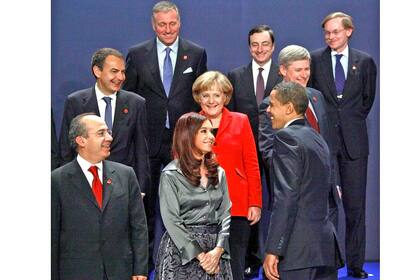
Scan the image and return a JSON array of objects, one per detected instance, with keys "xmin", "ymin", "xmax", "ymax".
[
  {"xmin": 324, "ymin": 29, "xmax": 345, "ymax": 37},
  {"xmin": 87, "ymin": 129, "xmax": 112, "ymax": 137}
]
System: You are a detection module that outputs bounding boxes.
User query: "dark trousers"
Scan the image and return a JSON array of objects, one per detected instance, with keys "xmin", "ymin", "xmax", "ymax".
[
  {"xmin": 229, "ymin": 217, "xmax": 251, "ymax": 280},
  {"xmin": 279, "ymin": 266, "xmax": 338, "ymax": 280},
  {"xmin": 145, "ymin": 128, "xmax": 172, "ymax": 270},
  {"xmin": 335, "ymin": 132, "xmax": 368, "ymax": 271}
]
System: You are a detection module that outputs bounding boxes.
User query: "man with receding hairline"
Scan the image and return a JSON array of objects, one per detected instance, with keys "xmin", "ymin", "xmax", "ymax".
[
  {"xmin": 308, "ymin": 12, "xmax": 377, "ymax": 278},
  {"xmin": 124, "ymin": 1, "xmax": 207, "ymax": 271}
]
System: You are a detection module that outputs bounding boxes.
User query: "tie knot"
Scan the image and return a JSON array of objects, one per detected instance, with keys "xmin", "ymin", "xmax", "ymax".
[
  {"xmin": 258, "ymin": 67, "xmax": 264, "ymax": 74},
  {"xmin": 88, "ymin": 165, "xmax": 99, "ymax": 176},
  {"xmin": 165, "ymin": 47, "xmax": 171, "ymax": 55},
  {"xmin": 335, "ymin": 54, "xmax": 343, "ymax": 61},
  {"xmin": 103, "ymin": 96, "xmax": 112, "ymax": 105}
]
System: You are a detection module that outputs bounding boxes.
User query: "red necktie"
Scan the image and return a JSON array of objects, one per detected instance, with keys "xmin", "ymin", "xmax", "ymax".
[
  {"xmin": 88, "ymin": 166, "xmax": 103, "ymax": 208},
  {"xmin": 305, "ymin": 107, "xmax": 320, "ymax": 133}
]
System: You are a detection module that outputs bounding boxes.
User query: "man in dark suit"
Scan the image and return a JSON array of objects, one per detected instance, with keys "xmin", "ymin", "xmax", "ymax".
[
  {"xmin": 227, "ymin": 24, "xmax": 281, "ymax": 279},
  {"xmin": 59, "ymin": 48, "xmax": 150, "ymax": 195},
  {"xmin": 52, "ymin": 113, "xmax": 148, "ymax": 280},
  {"xmin": 52, "ymin": 108, "xmax": 62, "ymax": 170},
  {"xmin": 263, "ymin": 82, "xmax": 343, "ymax": 280},
  {"xmin": 308, "ymin": 12, "xmax": 377, "ymax": 279},
  {"xmin": 259, "ymin": 45, "xmax": 341, "ymax": 228},
  {"xmin": 123, "ymin": 1, "xmax": 207, "ymax": 270}
]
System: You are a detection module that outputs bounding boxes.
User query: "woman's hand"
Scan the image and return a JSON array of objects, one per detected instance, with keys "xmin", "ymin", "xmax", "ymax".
[
  {"xmin": 247, "ymin": 206, "xmax": 261, "ymax": 225},
  {"xmin": 199, "ymin": 247, "xmax": 224, "ymax": 274}
]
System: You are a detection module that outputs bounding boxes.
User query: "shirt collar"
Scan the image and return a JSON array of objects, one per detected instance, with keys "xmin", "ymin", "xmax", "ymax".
[
  {"xmin": 156, "ymin": 36, "xmax": 179, "ymax": 54},
  {"xmin": 252, "ymin": 59, "xmax": 272, "ymax": 72},
  {"xmin": 331, "ymin": 45, "xmax": 349, "ymax": 58},
  {"xmin": 77, "ymin": 154, "xmax": 103, "ymax": 172},
  {"xmin": 284, "ymin": 117, "xmax": 304, "ymax": 128},
  {"xmin": 95, "ymin": 83, "xmax": 117, "ymax": 102}
]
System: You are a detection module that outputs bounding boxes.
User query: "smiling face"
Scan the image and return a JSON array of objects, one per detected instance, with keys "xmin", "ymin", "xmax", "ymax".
[
  {"xmin": 267, "ymin": 90, "xmax": 291, "ymax": 129},
  {"xmin": 194, "ymin": 119, "xmax": 215, "ymax": 157},
  {"xmin": 323, "ymin": 17, "xmax": 353, "ymax": 53},
  {"xmin": 279, "ymin": 59, "xmax": 310, "ymax": 87},
  {"xmin": 198, "ymin": 85, "xmax": 227, "ymax": 121},
  {"xmin": 76, "ymin": 115, "xmax": 113, "ymax": 164},
  {"xmin": 249, "ymin": 30, "xmax": 275, "ymax": 66},
  {"xmin": 93, "ymin": 55, "xmax": 126, "ymax": 95},
  {"xmin": 152, "ymin": 8, "xmax": 180, "ymax": 46}
]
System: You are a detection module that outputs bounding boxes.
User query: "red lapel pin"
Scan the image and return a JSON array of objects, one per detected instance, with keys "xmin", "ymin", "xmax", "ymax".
[
  {"xmin": 123, "ymin": 108, "xmax": 128, "ymax": 114},
  {"xmin": 183, "ymin": 55, "xmax": 188, "ymax": 60},
  {"xmin": 312, "ymin": 96, "xmax": 318, "ymax": 102},
  {"xmin": 106, "ymin": 178, "xmax": 112, "ymax": 185}
]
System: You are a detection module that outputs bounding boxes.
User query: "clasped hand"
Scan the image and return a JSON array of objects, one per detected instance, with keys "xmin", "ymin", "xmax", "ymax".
[{"xmin": 197, "ymin": 247, "xmax": 224, "ymax": 275}]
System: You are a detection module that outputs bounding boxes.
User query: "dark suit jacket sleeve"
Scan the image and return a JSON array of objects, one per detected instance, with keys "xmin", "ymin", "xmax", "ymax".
[
  {"xmin": 59, "ymin": 97, "xmax": 77, "ymax": 163},
  {"xmin": 258, "ymin": 98, "xmax": 274, "ymax": 164},
  {"xmin": 51, "ymin": 109, "xmax": 62, "ymax": 170},
  {"xmin": 128, "ymin": 167, "xmax": 149, "ymax": 276},
  {"xmin": 265, "ymin": 131, "xmax": 300, "ymax": 257},
  {"xmin": 134, "ymin": 98, "xmax": 150, "ymax": 193},
  {"xmin": 51, "ymin": 171, "xmax": 61, "ymax": 280},
  {"xmin": 361, "ymin": 56, "xmax": 377, "ymax": 118},
  {"xmin": 195, "ymin": 48, "xmax": 208, "ymax": 77},
  {"xmin": 226, "ymin": 71, "xmax": 236, "ymax": 111},
  {"xmin": 124, "ymin": 50, "xmax": 138, "ymax": 93}
]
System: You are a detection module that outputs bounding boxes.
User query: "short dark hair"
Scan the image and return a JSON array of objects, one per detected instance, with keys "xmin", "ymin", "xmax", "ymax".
[
  {"xmin": 172, "ymin": 112, "xmax": 219, "ymax": 187},
  {"xmin": 248, "ymin": 24, "xmax": 275, "ymax": 46},
  {"xmin": 272, "ymin": 81, "xmax": 308, "ymax": 115},
  {"xmin": 68, "ymin": 113, "xmax": 96, "ymax": 151},
  {"xmin": 91, "ymin": 47, "xmax": 124, "ymax": 78}
]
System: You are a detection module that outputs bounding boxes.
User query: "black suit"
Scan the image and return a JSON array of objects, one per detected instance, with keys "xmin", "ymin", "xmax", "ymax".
[
  {"xmin": 124, "ymin": 37, "xmax": 207, "ymax": 267},
  {"xmin": 51, "ymin": 160, "xmax": 148, "ymax": 280},
  {"xmin": 227, "ymin": 62, "xmax": 281, "ymax": 275},
  {"xmin": 265, "ymin": 119, "xmax": 343, "ymax": 279},
  {"xmin": 59, "ymin": 87, "xmax": 150, "ymax": 193},
  {"xmin": 52, "ymin": 108, "xmax": 62, "ymax": 170},
  {"xmin": 308, "ymin": 46, "xmax": 377, "ymax": 271}
]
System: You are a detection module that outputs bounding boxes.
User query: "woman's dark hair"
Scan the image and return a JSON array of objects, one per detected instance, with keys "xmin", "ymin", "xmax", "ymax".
[{"xmin": 172, "ymin": 112, "xmax": 219, "ymax": 187}]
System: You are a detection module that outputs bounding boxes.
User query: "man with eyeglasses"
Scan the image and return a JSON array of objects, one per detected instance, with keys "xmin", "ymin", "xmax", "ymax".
[
  {"xmin": 227, "ymin": 24, "xmax": 282, "ymax": 279},
  {"xmin": 308, "ymin": 12, "xmax": 377, "ymax": 279},
  {"xmin": 52, "ymin": 113, "xmax": 149, "ymax": 280},
  {"xmin": 59, "ymin": 48, "xmax": 150, "ymax": 197}
]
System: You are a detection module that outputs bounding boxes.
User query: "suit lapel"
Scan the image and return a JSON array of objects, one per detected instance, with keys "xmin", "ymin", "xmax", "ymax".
[
  {"xmin": 67, "ymin": 160, "xmax": 102, "ymax": 211},
  {"xmin": 170, "ymin": 38, "xmax": 188, "ymax": 98},
  {"xmin": 342, "ymin": 48, "xmax": 360, "ymax": 101},
  {"xmin": 111, "ymin": 91, "xmax": 129, "ymax": 146},
  {"xmin": 102, "ymin": 161, "xmax": 115, "ymax": 211},
  {"xmin": 216, "ymin": 108, "xmax": 233, "ymax": 140},
  {"xmin": 320, "ymin": 48, "xmax": 339, "ymax": 104},
  {"xmin": 243, "ymin": 63, "xmax": 257, "ymax": 106},
  {"xmin": 82, "ymin": 88, "xmax": 100, "ymax": 114},
  {"xmin": 146, "ymin": 40, "xmax": 166, "ymax": 98},
  {"xmin": 265, "ymin": 62, "xmax": 280, "ymax": 97}
]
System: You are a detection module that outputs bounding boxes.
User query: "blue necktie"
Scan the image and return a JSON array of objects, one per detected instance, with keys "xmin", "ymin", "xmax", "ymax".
[
  {"xmin": 163, "ymin": 47, "xmax": 173, "ymax": 96},
  {"xmin": 334, "ymin": 54, "xmax": 346, "ymax": 97},
  {"xmin": 103, "ymin": 97, "xmax": 113, "ymax": 131},
  {"xmin": 163, "ymin": 47, "xmax": 173, "ymax": 128}
]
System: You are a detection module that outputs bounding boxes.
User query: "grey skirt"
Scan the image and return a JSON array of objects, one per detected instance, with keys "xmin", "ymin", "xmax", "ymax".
[{"xmin": 155, "ymin": 225, "xmax": 233, "ymax": 280}]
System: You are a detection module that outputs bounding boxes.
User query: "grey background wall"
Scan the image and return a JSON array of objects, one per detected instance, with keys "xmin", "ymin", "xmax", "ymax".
[{"xmin": 52, "ymin": 0, "xmax": 379, "ymax": 260}]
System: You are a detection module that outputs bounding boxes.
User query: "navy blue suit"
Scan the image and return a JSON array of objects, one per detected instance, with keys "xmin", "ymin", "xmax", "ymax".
[
  {"xmin": 265, "ymin": 119, "xmax": 343, "ymax": 279},
  {"xmin": 59, "ymin": 87, "xmax": 150, "ymax": 193},
  {"xmin": 124, "ymin": 37, "xmax": 207, "ymax": 268},
  {"xmin": 308, "ymin": 46, "xmax": 377, "ymax": 271}
]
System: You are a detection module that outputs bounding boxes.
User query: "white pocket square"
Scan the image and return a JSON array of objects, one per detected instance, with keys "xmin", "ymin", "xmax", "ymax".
[{"xmin": 183, "ymin": 67, "xmax": 193, "ymax": 74}]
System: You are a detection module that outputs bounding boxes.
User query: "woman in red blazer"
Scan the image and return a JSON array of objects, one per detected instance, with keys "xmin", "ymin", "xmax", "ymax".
[{"xmin": 192, "ymin": 71, "xmax": 262, "ymax": 280}]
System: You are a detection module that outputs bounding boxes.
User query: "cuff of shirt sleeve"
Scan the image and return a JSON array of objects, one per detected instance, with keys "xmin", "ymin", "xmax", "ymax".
[{"xmin": 180, "ymin": 240, "xmax": 203, "ymax": 265}]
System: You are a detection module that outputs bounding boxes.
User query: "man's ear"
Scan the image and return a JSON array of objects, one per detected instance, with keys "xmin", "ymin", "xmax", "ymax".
[
  {"xmin": 285, "ymin": 102, "xmax": 295, "ymax": 115},
  {"xmin": 75, "ymin": 135, "xmax": 86, "ymax": 148},
  {"xmin": 92, "ymin": 66, "xmax": 102, "ymax": 79}
]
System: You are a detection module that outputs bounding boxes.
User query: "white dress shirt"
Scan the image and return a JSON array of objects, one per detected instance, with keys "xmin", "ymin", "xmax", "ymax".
[
  {"xmin": 157, "ymin": 36, "xmax": 179, "ymax": 81},
  {"xmin": 77, "ymin": 154, "xmax": 103, "ymax": 188},
  {"xmin": 331, "ymin": 45, "xmax": 349, "ymax": 79},
  {"xmin": 252, "ymin": 59, "xmax": 272, "ymax": 95},
  {"xmin": 95, "ymin": 83, "xmax": 117, "ymax": 126}
]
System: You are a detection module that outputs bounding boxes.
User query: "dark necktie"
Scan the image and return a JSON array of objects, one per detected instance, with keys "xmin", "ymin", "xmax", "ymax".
[
  {"xmin": 256, "ymin": 67, "xmax": 265, "ymax": 105},
  {"xmin": 163, "ymin": 47, "xmax": 173, "ymax": 128},
  {"xmin": 103, "ymin": 97, "xmax": 113, "ymax": 131},
  {"xmin": 305, "ymin": 106, "xmax": 320, "ymax": 133},
  {"xmin": 88, "ymin": 166, "xmax": 103, "ymax": 208},
  {"xmin": 334, "ymin": 54, "xmax": 345, "ymax": 97}
]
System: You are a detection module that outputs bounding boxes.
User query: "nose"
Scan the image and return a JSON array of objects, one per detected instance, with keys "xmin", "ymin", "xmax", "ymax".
[
  {"xmin": 117, "ymin": 71, "xmax": 125, "ymax": 81},
  {"xmin": 165, "ymin": 24, "xmax": 171, "ymax": 33},
  {"xmin": 105, "ymin": 131, "xmax": 113, "ymax": 142},
  {"xmin": 208, "ymin": 95, "xmax": 214, "ymax": 103},
  {"xmin": 257, "ymin": 44, "xmax": 263, "ymax": 52}
]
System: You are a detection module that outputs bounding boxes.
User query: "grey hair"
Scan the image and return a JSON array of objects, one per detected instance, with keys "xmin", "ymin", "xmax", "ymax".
[
  {"xmin": 151, "ymin": 1, "xmax": 180, "ymax": 22},
  {"xmin": 68, "ymin": 113, "xmax": 96, "ymax": 151},
  {"xmin": 278, "ymin": 45, "xmax": 311, "ymax": 68}
]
